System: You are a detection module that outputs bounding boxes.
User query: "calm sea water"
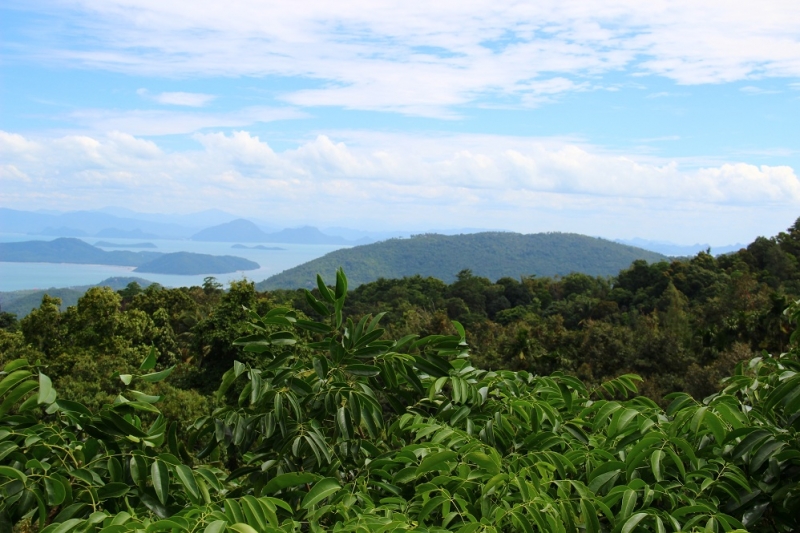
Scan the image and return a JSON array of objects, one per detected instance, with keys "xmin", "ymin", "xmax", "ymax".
[{"xmin": 0, "ymin": 234, "xmax": 349, "ymax": 291}]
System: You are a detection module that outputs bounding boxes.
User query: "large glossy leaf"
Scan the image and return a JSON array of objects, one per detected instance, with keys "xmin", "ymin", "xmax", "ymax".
[
  {"xmin": 151, "ymin": 460, "xmax": 170, "ymax": 505},
  {"xmin": 301, "ymin": 477, "xmax": 341, "ymax": 508}
]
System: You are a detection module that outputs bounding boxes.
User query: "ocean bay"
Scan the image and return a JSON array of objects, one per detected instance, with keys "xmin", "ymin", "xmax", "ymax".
[{"xmin": 0, "ymin": 233, "xmax": 349, "ymax": 291}]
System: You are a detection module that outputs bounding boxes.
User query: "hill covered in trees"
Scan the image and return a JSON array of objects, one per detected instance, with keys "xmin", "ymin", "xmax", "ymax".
[
  {"xmin": 134, "ymin": 252, "xmax": 259, "ymax": 275},
  {"xmin": 0, "ymin": 237, "xmax": 161, "ymax": 266},
  {"xmin": 258, "ymin": 232, "xmax": 667, "ymax": 289}
]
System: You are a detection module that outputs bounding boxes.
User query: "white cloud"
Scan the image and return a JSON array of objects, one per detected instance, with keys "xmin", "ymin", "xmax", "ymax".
[
  {"xmin": 13, "ymin": 0, "xmax": 800, "ymax": 114},
  {"xmin": 137, "ymin": 89, "xmax": 217, "ymax": 107},
  {"xmin": 66, "ymin": 106, "xmax": 306, "ymax": 135},
  {"xmin": 740, "ymin": 86, "xmax": 781, "ymax": 94},
  {"xmin": 1, "ymin": 129, "xmax": 798, "ymax": 243}
]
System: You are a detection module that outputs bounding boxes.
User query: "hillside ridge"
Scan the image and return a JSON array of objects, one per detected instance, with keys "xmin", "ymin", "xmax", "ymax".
[{"xmin": 257, "ymin": 231, "xmax": 667, "ymax": 289}]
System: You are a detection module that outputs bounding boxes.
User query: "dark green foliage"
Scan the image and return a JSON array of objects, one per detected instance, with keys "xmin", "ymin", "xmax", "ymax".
[
  {"xmin": 2, "ymin": 268, "xmax": 800, "ymax": 533},
  {"xmin": 258, "ymin": 232, "xmax": 667, "ymax": 289}
]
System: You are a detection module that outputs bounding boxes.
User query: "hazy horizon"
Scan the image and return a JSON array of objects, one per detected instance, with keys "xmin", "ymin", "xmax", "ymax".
[{"xmin": 2, "ymin": 1, "xmax": 799, "ymax": 245}]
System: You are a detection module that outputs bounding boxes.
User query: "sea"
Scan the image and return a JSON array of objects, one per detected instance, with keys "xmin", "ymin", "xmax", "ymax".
[{"xmin": 0, "ymin": 233, "xmax": 349, "ymax": 292}]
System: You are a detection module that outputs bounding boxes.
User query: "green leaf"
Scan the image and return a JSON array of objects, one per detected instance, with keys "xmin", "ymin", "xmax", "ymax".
[
  {"xmin": 316, "ymin": 275, "xmax": 336, "ymax": 304},
  {"xmin": 620, "ymin": 489, "xmax": 637, "ymax": 520},
  {"xmin": 128, "ymin": 390, "xmax": 162, "ymax": 404},
  {"xmin": 344, "ymin": 364, "xmax": 381, "ymax": 377},
  {"xmin": 229, "ymin": 524, "xmax": 259, "ymax": 533},
  {"xmin": 97, "ymin": 483, "xmax": 130, "ymax": 499},
  {"xmin": 0, "ymin": 369, "xmax": 32, "ymax": 397},
  {"xmin": 295, "ymin": 319, "xmax": 332, "ymax": 334},
  {"xmin": 38, "ymin": 373, "xmax": 56, "ymax": 405},
  {"xmin": 0, "ymin": 441, "xmax": 18, "ymax": 461},
  {"xmin": 204, "ymin": 521, "xmax": 227, "ymax": 533},
  {"xmin": 465, "ymin": 451, "xmax": 501, "ymax": 475},
  {"xmin": 140, "ymin": 366, "xmax": 175, "ymax": 383},
  {"xmin": 175, "ymin": 465, "xmax": 201, "ymax": 500},
  {"xmin": 151, "ymin": 459, "xmax": 169, "ymax": 505},
  {"xmin": 335, "ymin": 268, "xmax": 348, "ymax": 299},
  {"xmin": 45, "ymin": 476, "xmax": 67, "ymax": 506},
  {"xmin": 621, "ymin": 512, "xmax": 648, "ymax": 533},
  {"xmin": 304, "ymin": 289, "xmax": 331, "ymax": 317},
  {"xmin": 750, "ymin": 439, "xmax": 785, "ymax": 472},
  {"xmin": 651, "ymin": 449, "xmax": 664, "ymax": 482},
  {"xmin": 0, "ymin": 379, "xmax": 37, "ymax": 416},
  {"xmin": 119, "ymin": 374, "xmax": 133, "ymax": 385},
  {"xmin": 581, "ymin": 499, "xmax": 601, "ymax": 533},
  {"xmin": 146, "ymin": 520, "xmax": 189, "ymax": 532},
  {"xmin": 140, "ymin": 347, "xmax": 158, "ymax": 371},
  {"xmin": 301, "ymin": 477, "xmax": 341, "ymax": 508},
  {"xmin": 264, "ymin": 472, "xmax": 319, "ymax": 494},
  {"xmin": 419, "ymin": 496, "xmax": 446, "ymax": 523},
  {"xmin": 416, "ymin": 450, "xmax": 458, "ymax": 477},
  {"xmin": 46, "ymin": 519, "xmax": 83, "ymax": 533},
  {"xmin": 55, "ymin": 400, "xmax": 92, "ymax": 416}
]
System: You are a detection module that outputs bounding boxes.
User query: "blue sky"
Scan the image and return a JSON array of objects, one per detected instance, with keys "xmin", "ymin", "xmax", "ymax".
[{"xmin": 2, "ymin": 0, "xmax": 799, "ymax": 244}]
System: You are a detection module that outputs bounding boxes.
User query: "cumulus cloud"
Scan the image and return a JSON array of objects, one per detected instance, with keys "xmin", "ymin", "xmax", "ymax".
[
  {"xmin": 1, "ymin": 129, "xmax": 798, "ymax": 242},
  {"xmin": 11, "ymin": 0, "xmax": 800, "ymax": 114}
]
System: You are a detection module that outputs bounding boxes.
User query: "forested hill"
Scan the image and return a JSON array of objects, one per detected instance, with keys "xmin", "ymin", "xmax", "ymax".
[{"xmin": 257, "ymin": 232, "xmax": 667, "ymax": 289}]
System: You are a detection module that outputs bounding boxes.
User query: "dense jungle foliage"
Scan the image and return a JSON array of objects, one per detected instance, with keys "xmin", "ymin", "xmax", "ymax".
[{"xmin": 1, "ymin": 219, "xmax": 800, "ymax": 532}]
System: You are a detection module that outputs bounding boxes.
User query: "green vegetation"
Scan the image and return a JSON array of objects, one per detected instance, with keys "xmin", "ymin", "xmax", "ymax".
[
  {"xmin": 0, "ymin": 278, "xmax": 155, "ymax": 319},
  {"xmin": 258, "ymin": 232, "xmax": 667, "ymax": 290},
  {"xmin": 3, "ymin": 219, "xmax": 800, "ymax": 531},
  {"xmin": 1, "ymin": 267, "xmax": 800, "ymax": 532},
  {"xmin": 134, "ymin": 252, "xmax": 259, "ymax": 275}
]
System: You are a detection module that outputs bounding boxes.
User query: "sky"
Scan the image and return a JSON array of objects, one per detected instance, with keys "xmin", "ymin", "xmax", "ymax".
[{"xmin": 1, "ymin": 0, "xmax": 800, "ymax": 245}]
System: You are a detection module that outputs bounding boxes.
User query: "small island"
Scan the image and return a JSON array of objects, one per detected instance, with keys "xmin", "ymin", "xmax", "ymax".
[
  {"xmin": 134, "ymin": 252, "xmax": 259, "ymax": 275},
  {"xmin": 231, "ymin": 244, "xmax": 286, "ymax": 250}
]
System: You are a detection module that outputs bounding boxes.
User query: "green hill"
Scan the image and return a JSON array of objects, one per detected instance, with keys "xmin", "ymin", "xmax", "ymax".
[
  {"xmin": 135, "ymin": 252, "xmax": 259, "ymax": 275},
  {"xmin": 0, "ymin": 237, "xmax": 160, "ymax": 265},
  {"xmin": 257, "ymin": 232, "xmax": 667, "ymax": 289}
]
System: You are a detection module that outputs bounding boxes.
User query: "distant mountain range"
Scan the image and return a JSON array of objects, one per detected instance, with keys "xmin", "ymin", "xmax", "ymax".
[
  {"xmin": 0, "ymin": 238, "xmax": 259, "ymax": 275},
  {"xmin": 190, "ymin": 219, "xmax": 360, "ymax": 245},
  {"xmin": 2, "ymin": 208, "xmax": 744, "ymax": 255},
  {"xmin": 257, "ymin": 232, "xmax": 668, "ymax": 290},
  {"xmin": 1, "ymin": 208, "xmax": 505, "ymax": 246}
]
